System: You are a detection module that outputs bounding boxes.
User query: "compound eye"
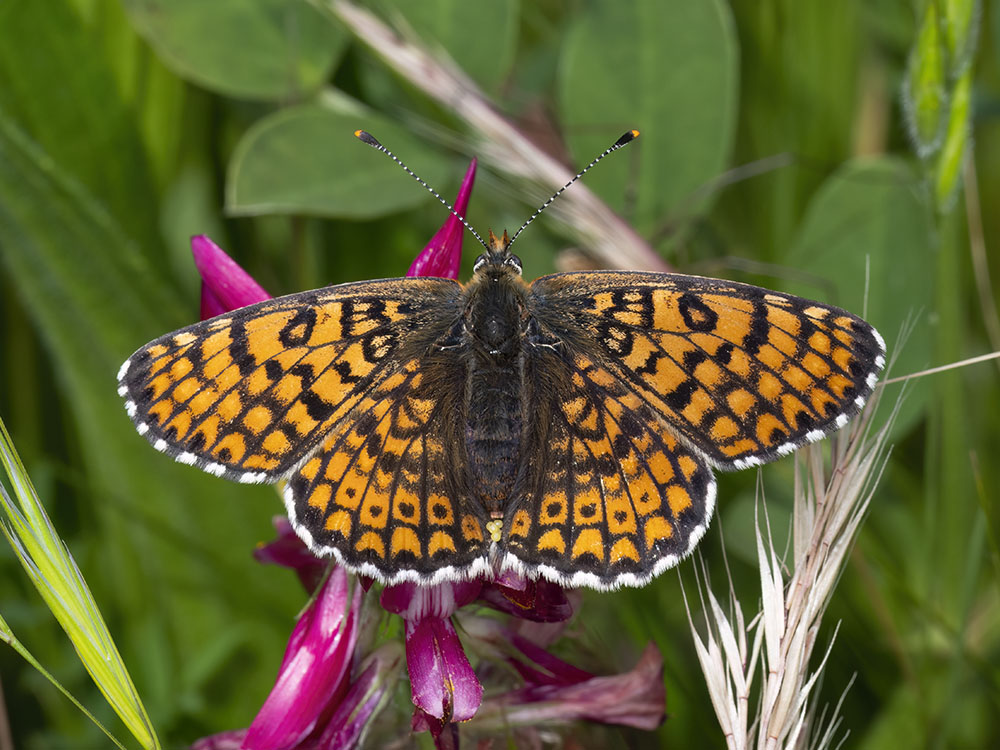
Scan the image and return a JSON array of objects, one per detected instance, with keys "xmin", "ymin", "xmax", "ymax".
[
  {"xmin": 473, "ymin": 254, "xmax": 488, "ymax": 273},
  {"xmin": 505, "ymin": 254, "xmax": 523, "ymax": 275}
]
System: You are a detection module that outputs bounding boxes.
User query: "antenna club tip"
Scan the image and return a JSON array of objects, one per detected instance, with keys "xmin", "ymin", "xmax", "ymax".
[
  {"xmin": 355, "ymin": 130, "xmax": 381, "ymax": 147},
  {"xmin": 615, "ymin": 130, "xmax": 640, "ymax": 147}
]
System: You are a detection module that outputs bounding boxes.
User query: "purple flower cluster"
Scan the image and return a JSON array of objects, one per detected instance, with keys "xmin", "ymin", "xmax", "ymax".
[{"xmin": 187, "ymin": 158, "xmax": 665, "ymax": 748}]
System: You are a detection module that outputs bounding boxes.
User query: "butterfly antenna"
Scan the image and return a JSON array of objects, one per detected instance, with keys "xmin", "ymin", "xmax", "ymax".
[
  {"xmin": 507, "ymin": 129, "xmax": 640, "ymax": 249},
  {"xmin": 355, "ymin": 130, "xmax": 489, "ymax": 251}
]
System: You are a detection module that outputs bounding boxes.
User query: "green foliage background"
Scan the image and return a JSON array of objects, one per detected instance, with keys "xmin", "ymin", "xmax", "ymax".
[{"xmin": 0, "ymin": 0, "xmax": 997, "ymax": 747}]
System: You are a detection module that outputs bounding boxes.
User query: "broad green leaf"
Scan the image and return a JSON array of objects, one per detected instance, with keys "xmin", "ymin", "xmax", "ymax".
[
  {"xmin": 558, "ymin": 0, "xmax": 737, "ymax": 237},
  {"xmin": 381, "ymin": 0, "xmax": 519, "ymax": 91},
  {"xmin": 124, "ymin": 0, "xmax": 347, "ymax": 101},
  {"xmin": 227, "ymin": 105, "xmax": 453, "ymax": 218},
  {"xmin": 784, "ymin": 157, "xmax": 935, "ymax": 436}
]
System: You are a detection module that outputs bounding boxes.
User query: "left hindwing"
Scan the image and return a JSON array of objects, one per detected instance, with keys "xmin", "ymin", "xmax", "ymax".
[{"xmin": 527, "ymin": 271, "xmax": 886, "ymax": 470}]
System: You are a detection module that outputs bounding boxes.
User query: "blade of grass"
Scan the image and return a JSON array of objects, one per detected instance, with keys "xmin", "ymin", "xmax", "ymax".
[{"xmin": 0, "ymin": 416, "xmax": 159, "ymax": 750}]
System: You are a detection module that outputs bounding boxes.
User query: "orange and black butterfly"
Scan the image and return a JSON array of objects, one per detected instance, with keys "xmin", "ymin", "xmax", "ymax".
[{"xmin": 118, "ymin": 134, "xmax": 885, "ymax": 590}]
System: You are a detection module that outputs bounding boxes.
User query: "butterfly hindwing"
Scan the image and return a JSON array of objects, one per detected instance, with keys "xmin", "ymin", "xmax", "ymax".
[
  {"xmin": 118, "ymin": 278, "xmax": 462, "ymax": 483},
  {"xmin": 528, "ymin": 271, "xmax": 886, "ymax": 470},
  {"xmin": 502, "ymin": 350, "xmax": 715, "ymax": 590},
  {"xmin": 283, "ymin": 355, "xmax": 491, "ymax": 583}
]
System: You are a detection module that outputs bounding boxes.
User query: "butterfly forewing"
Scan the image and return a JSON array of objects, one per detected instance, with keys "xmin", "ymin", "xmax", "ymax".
[
  {"xmin": 118, "ymin": 278, "xmax": 462, "ymax": 482},
  {"xmin": 528, "ymin": 272, "xmax": 886, "ymax": 471}
]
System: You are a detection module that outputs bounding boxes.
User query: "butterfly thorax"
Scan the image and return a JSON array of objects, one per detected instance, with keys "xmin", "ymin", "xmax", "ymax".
[{"xmin": 461, "ymin": 236, "xmax": 530, "ymax": 515}]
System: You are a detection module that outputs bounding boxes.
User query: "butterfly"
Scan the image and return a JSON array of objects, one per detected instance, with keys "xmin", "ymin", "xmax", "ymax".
[{"xmin": 117, "ymin": 223, "xmax": 885, "ymax": 590}]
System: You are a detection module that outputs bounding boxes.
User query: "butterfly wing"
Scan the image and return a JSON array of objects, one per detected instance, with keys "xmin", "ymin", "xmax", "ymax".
[
  {"xmin": 502, "ymin": 350, "xmax": 715, "ymax": 589},
  {"xmin": 118, "ymin": 278, "xmax": 463, "ymax": 483},
  {"xmin": 283, "ymin": 353, "xmax": 490, "ymax": 583},
  {"xmin": 527, "ymin": 272, "xmax": 886, "ymax": 470}
]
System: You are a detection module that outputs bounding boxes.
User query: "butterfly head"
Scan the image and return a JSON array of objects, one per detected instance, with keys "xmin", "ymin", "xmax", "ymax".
[{"xmin": 472, "ymin": 229, "xmax": 523, "ymax": 278}]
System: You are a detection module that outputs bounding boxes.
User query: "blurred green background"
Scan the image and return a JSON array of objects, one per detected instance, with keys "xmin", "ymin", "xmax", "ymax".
[{"xmin": 0, "ymin": 0, "xmax": 997, "ymax": 747}]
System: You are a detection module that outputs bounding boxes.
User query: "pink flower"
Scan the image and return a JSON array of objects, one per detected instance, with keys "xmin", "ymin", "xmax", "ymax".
[
  {"xmin": 191, "ymin": 235, "xmax": 271, "ymax": 319},
  {"xmin": 478, "ymin": 636, "xmax": 666, "ymax": 732},
  {"xmin": 380, "ymin": 581, "xmax": 484, "ymax": 724},
  {"xmin": 407, "ymin": 159, "xmax": 476, "ymax": 279},
  {"xmin": 242, "ymin": 566, "xmax": 361, "ymax": 749}
]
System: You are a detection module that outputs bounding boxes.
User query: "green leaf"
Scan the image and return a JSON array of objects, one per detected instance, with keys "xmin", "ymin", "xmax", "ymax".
[
  {"xmin": 903, "ymin": 1, "xmax": 948, "ymax": 158},
  {"xmin": 227, "ymin": 104, "xmax": 454, "ymax": 218},
  {"xmin": 0, "ymin": 0, "xmax": 169, "ymax": 257},
  {"xmin": 784, "ymin": 157, "xmax": 935, "ymax": 436},
  {"xmin": 381, "ymin": 0, "xmax": 520, "ymax": 91},
  {"xmin": 124, "ymin": 0, "xmax": 348, "ymax": 100},
  {"xmin": 934, "ymin": 65, "xmax": 972, "ymax": 211},
  {"xmin": 558, "ymin": 0, "xmax": 737, "ymax": 237}
]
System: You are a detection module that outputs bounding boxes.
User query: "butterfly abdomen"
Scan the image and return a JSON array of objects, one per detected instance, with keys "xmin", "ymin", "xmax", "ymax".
[
  {"xmin": 464, "ymin": 356, "xmax": 522, "ymax": 515},
  {"xmin": 461, "ymin": 270, "xmax": 530, "ymax": 514}
]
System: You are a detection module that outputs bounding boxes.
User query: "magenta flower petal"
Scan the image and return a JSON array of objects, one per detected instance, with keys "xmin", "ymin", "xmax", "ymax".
[
  {"xmin": 482, "ymin": 642, "xmax": 666, "ymax": 731},
  {"xmin": 313, "ymin": 643, "xmax": 404, "ymax": 750},
  {"xmin": 243, "ymin": 567, "xmax": 361, "ymax": 750},
  {"xmin": 253, "ymin": 517, "xmax": 326, "ymax": 593},
  {"xmin": 381, "ymin": 581, "xmax": 485, "ymax": 723},
  {"xmin": 200, "ymin": 282, "xmax": 229, "ymax": 320},
  {"xmin": 380, "ymin": 580, "xmax": 482, "ymax": 619},
  {"xmin": 407, "ymin": 159, "xmax": 476, "ymax": 280},
  {"xmin": 406, "ymin": 616, "xmax": 483, "ymax": 722},
  {"xmin": 507, "ymin": 632, "xmax": 594, "ymax": 686},
  {"xmin": 191, "ymin": 235, "xmax": 271, "ymax": 318}
]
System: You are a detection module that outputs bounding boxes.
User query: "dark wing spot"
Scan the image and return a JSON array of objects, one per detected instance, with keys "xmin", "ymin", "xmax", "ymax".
[
  {"xmin": 678, "ymin": 293, "xmax": 719, "ymax": 332},
  {"xmin": 264, "ymin": 359, "xmax": 283, "ymax": 381},
  {"xmin": 300, "ymin": 390, "xmax": 335, "ymax": 422},
  {"xmin": 664, "ymin": 380, "xmax": 696, "ymax": 411},
  {"xmin": 279, "ymin": 308, "xmax": 318, "ymax": 347},
  {"xmin": 743, "ymin": 300, "xmax": 770, "ymax": 355},
  {"xmin": 715, "ymin": 342, "xmax": 734, "ymax": 366},
  {"xmin": 682, "ymin": 349, "xmax": 708, "ymax": 371}
]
